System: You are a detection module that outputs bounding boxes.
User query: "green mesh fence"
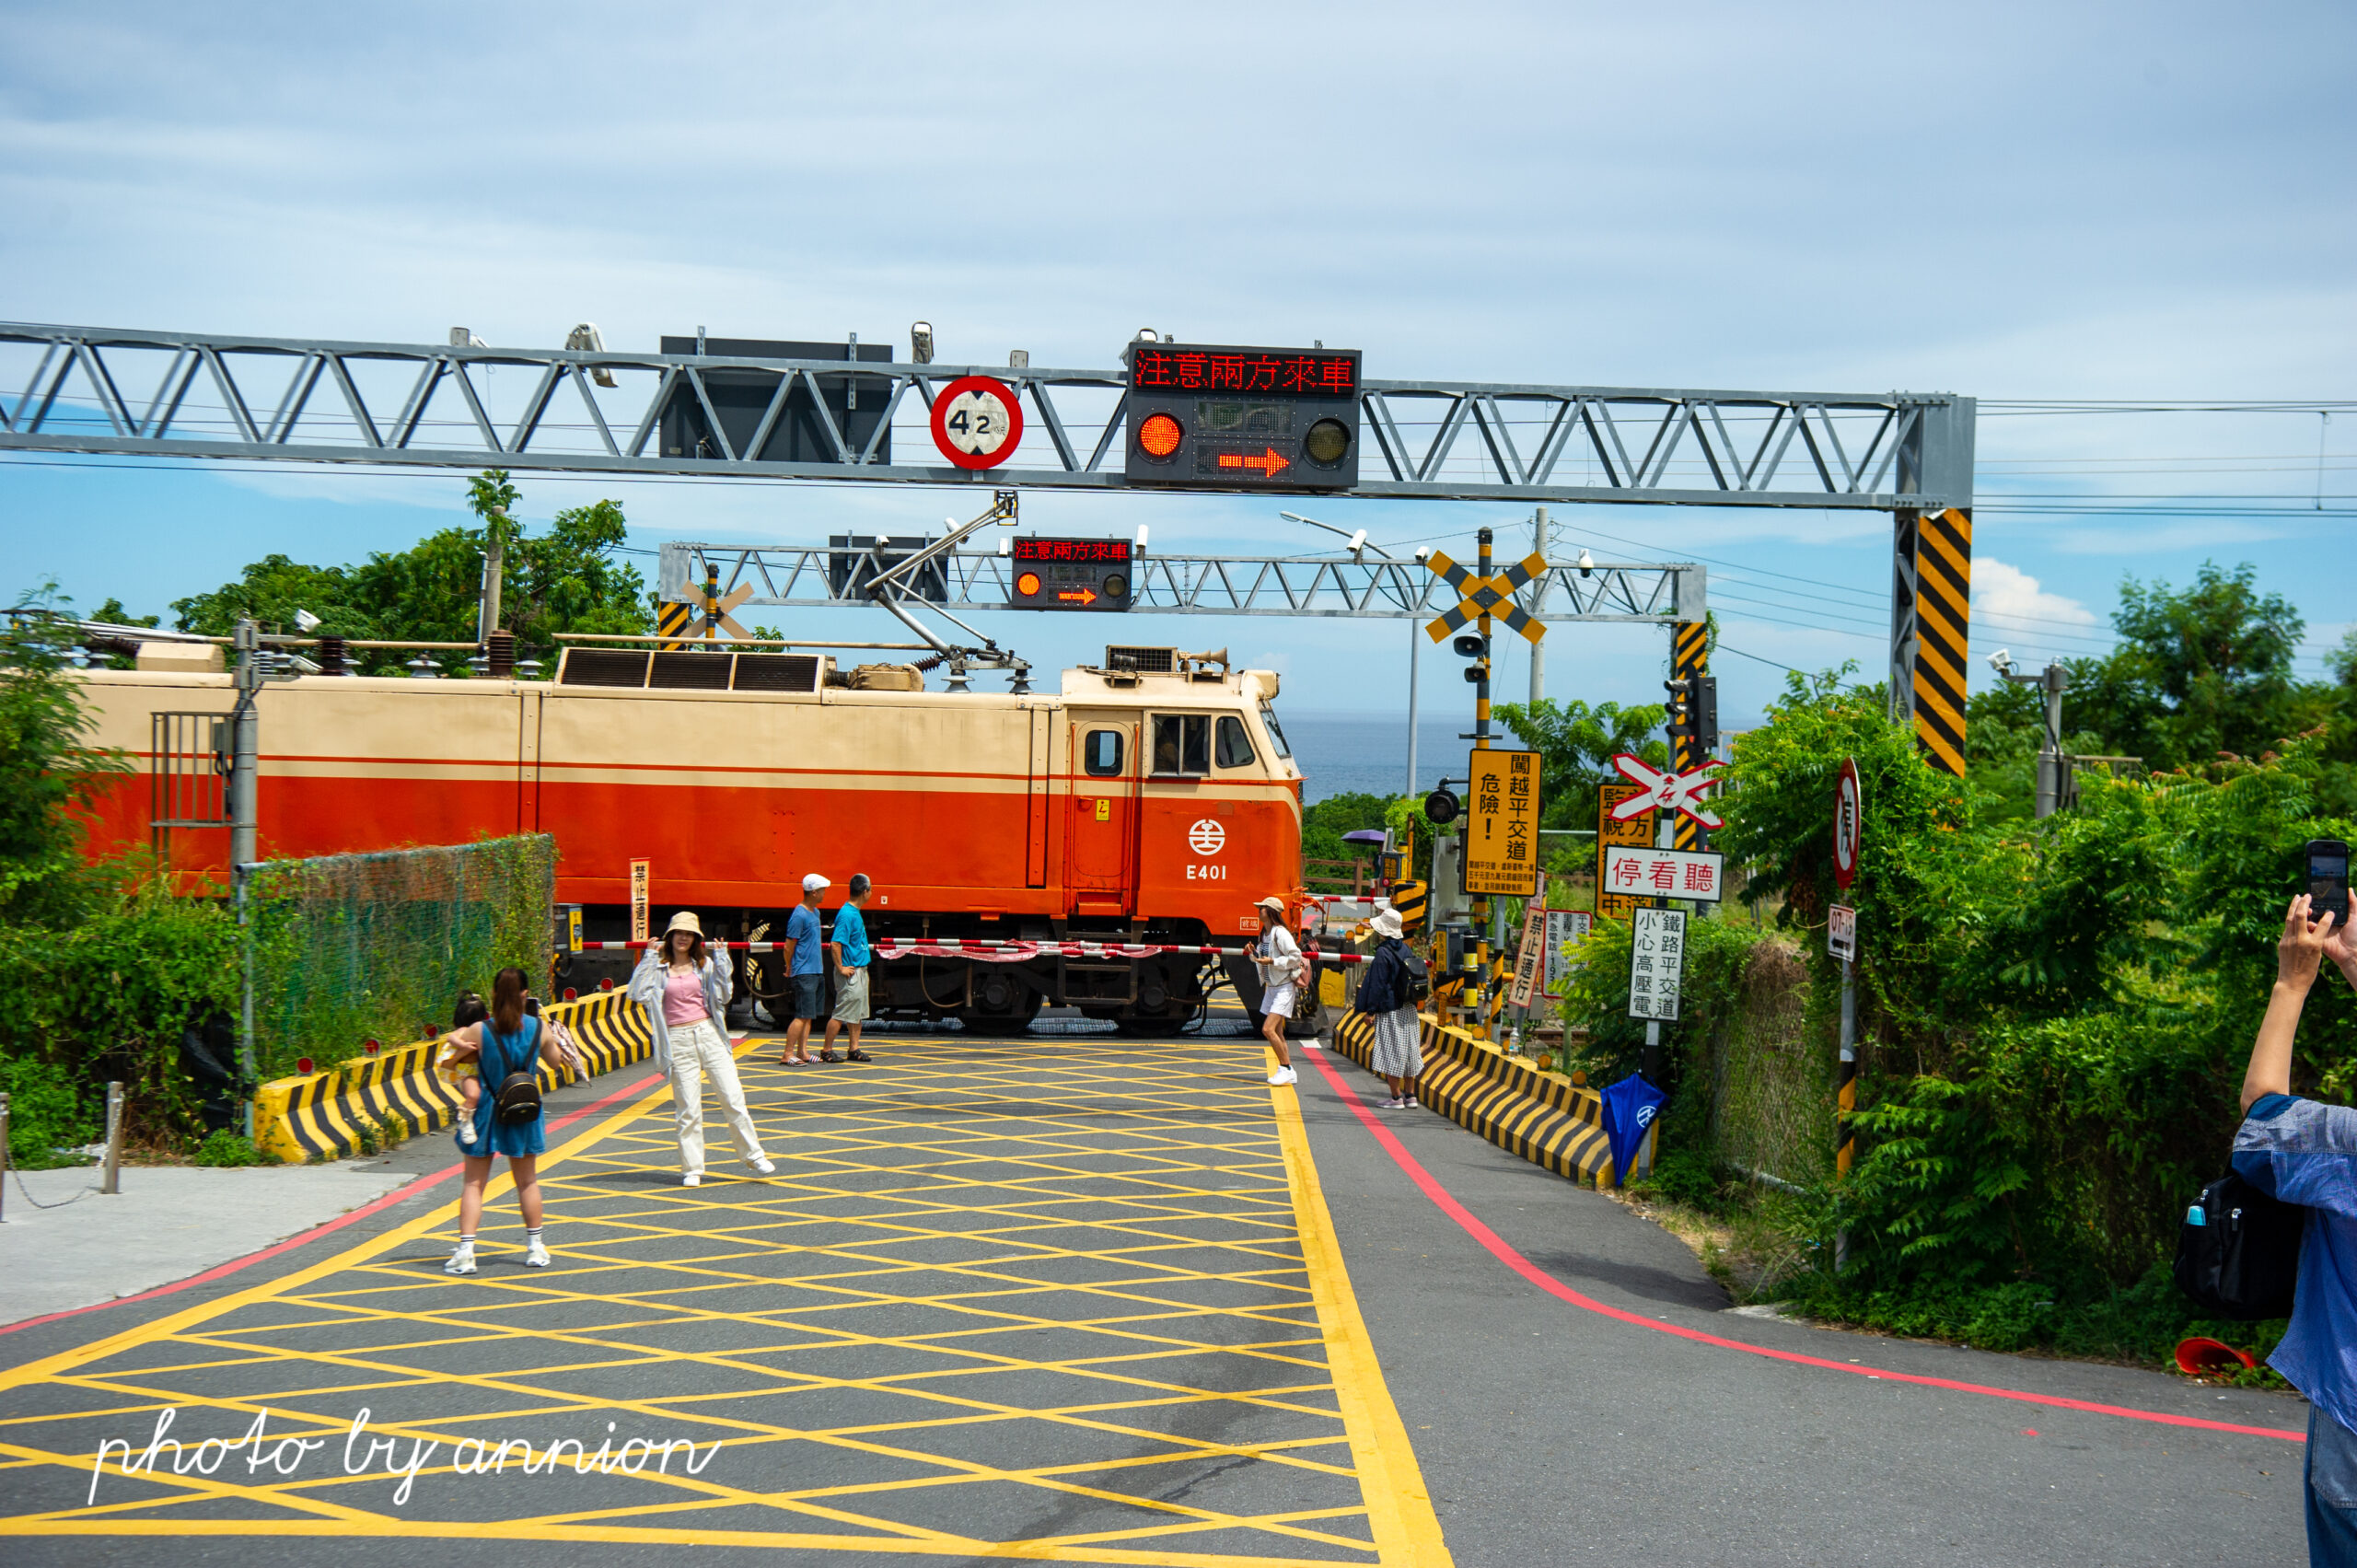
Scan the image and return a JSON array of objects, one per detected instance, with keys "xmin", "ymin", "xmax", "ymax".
[{"xmin": 249, "ymin": 836, "xmax": 556, "ymax": 1081}]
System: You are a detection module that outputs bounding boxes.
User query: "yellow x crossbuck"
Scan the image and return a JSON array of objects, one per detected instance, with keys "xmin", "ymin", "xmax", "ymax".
[{"xmin": 1420, "ymin": 551, "xmax": 1548, "ymax": 645}]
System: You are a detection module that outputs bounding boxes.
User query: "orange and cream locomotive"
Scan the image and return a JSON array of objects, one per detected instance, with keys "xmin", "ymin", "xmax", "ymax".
[{"xmin": 72, "ymin": 642, "xmax": 1305, "ymax": 1032}]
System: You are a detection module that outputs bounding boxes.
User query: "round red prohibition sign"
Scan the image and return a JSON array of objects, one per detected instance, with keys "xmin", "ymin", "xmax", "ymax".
[
  {"xmin": 1833, "ymin": 756, "xmax": 1863, "ymax": 890},
  {"xmin": 930, "ymin": 375, "xmax": 1025, "ymax": 470}
]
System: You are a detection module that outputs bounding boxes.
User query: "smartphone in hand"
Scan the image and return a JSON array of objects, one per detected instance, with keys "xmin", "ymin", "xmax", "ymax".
[{"xmin": 2306, "ymin": 839, "xmax": 2351, "ymax": 929}]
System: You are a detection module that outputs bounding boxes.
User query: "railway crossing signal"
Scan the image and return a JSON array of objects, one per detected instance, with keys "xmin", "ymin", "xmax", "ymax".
[
  {"xmin": 1422, "ymin": 549, "xmax": 1549, "ymax": 645},
  {"xmin": 691, "ymin": 573, "xmax": 756, "ymax": 640},
  {"xmin": 1608, "ymin": 752, "xmax": 1726, "ymax": 830}
]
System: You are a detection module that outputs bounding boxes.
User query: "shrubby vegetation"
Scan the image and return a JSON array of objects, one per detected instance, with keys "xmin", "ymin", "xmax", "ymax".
[{"xmin": 1558, "ymin": 562, "xmax": 2357, "ymax": 1365}]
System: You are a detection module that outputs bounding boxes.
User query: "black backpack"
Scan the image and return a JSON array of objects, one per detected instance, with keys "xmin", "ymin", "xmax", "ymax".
[
  {"xmin": 487, "ymin": 1026, "xmax": 544, "ymax": 1125},
  {"xmin": 2175, "ymin": 1168, "xmax": 2304, "ymax": 1320},
  {"xmin": 1399, "ymin": 945, "xmax": 1431, "ymax": 1005}
]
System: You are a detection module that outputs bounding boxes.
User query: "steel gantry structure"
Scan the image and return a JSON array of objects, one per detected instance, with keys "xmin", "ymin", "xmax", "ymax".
[{"xmin": 0, "ymin": 319, "xmax": 1976, "ymax": 766}]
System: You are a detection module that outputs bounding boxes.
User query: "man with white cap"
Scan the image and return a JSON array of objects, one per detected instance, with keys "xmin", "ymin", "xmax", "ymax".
[
  {"xmin": 1251, "ymin": 894, "xmax": 1306, "ymax": 1086},
  {"xmin": 774, "ymin": 874, "xmax": 829, "ymax": 1066},
  {"xmin": 1353, "ymin": 906, "xmax": 1424, "ymax": 1109}
]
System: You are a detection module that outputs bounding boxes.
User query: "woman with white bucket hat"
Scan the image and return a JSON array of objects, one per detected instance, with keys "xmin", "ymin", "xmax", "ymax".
[
  {"xmin": 1251, "ymin": 895, "xmax": 1306, "ymax": 1086},
  {"xmin": 1353, "ymin": 907, "xmax": 1424, "ymax": 1109},
  {"xmin": 629, "ymin": 911, "xmax": 774, "ymax": 1187}
]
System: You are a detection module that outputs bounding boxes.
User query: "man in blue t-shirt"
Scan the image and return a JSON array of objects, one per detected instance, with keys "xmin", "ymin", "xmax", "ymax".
[
  {"xmin": 774, "ymin": 874, "xmax": 829, "ymax": 1065},
  {"xmin": 820, "ymin": 874, "xmax": 876, "ymax": 1064},
  {"xmin": 2233, "ymin": 893, "xmax": 2357, "ymax": 1562}
]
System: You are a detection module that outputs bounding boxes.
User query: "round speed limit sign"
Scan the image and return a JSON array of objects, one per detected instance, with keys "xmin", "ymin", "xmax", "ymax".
[{"xmin": 929, "ymin": 375, "xmax": 1025, "ymax": 470}]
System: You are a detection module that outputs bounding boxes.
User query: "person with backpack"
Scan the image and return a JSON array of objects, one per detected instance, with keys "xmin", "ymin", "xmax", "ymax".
[
  {"xmin": 1353, "ymin": 907, "xmax": 1425, "ymax": 1109},
  {"xmin": 438, "ymin": 967, "xmax": 573, "ymax": 1275},
  {"xmin": 2232, "ymin": 893, "xmax": 2357, "ymax": 1562}
]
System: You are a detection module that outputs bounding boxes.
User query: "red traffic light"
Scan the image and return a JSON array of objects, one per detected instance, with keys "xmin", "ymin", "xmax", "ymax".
[
  {"xmin": 1016, "ymin": 571, "xmax": 1042, "ymax": 597},
  {"xmin": 1137, "ymin": 412, "xmax": 1182, "ymax": 459}
]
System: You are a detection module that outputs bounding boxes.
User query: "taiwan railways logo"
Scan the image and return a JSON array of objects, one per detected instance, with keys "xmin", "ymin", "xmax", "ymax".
[{"xmin": 1188, "ymin": 819, "xmax": 1226, "ymax": 855}]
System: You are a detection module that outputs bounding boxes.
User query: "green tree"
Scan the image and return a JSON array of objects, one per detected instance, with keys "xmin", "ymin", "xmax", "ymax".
[
  {"xmin": 1301, "ymin": 791, "xmax": 1395, "ymax": 870},
  {"xmin": 170, "ymin": 473, "xmax": 650, "ymax": 677},
  {"xmin": 1492, "ymin": 696, "xmax": 1670, "ymax": 827},
  {"xmin": 0, "ymin": 586, "xmax": 129, "ymax": 921},
  {"xmin": 2064, "ymin": 562, "xmax": 2311, "ymax": 770}
]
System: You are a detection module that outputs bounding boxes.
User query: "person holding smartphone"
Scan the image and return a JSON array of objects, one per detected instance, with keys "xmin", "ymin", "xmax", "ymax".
[{"xmin": 2235, "ymin": 893, "xmax": 2357, "ymax": 1562}]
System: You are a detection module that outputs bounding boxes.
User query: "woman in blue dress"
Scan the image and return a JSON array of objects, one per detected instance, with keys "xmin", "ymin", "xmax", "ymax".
[{"xmin": 435, "ymin": 966, "xmax": 571, "ymax": 1275}]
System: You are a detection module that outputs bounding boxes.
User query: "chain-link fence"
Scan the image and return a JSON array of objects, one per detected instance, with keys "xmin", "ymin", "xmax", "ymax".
[{"xmin": 249, "ymin": 836, "xmax": 556, "ymax": 1081}]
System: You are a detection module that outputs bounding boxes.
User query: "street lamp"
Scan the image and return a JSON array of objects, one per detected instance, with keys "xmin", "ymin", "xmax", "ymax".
[{"xmin": 1280, "ymin": 511, "xmax": 1418, "ymax": 795}]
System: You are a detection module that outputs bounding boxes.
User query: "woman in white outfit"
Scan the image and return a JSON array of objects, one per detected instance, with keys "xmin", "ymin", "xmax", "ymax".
[
  {"xmin": 629, "ymin": 911, "xmax": 774, "ymax": 1187},
  {"xmin": 1252, "ymin": 894, "xmax": 1305, "ymax": 1086}
]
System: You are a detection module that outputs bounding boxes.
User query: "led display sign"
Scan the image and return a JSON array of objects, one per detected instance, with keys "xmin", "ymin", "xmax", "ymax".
[
  {"xmin": 1123, "ymin": 342, "xmax": 1362, "ymax": 493},
  {"xmin": 1007, "ymin": 537, "xmax": 1134, "ymax": 611}
]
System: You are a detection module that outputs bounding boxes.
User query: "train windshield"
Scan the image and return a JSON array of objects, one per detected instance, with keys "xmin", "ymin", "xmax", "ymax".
[{"xmin": 1258, "ymin": 700, "xmax": 1292, "ymax": 760}]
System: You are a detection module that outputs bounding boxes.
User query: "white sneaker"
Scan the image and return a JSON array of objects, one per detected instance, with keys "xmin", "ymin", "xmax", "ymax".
[
  {"xmin": 1268, "ymin": 1070, "xmax": 1291, "ymax": 1086},
  {"xmin": 1283, "ymin": 1068, "xmax": 1300, "ymax": 1085},
  {"xmin": 682, "ymin": 1172, "xmax": 702, "ymax": 1188},
  {"xmin": 457, "ymin": 1119, "xmax": 477, "ymax": 1146},
  {"xmin": 444, "ymin": 1247, "xmax": 477, "ymax": 1276},
  {"xmin": 748, "ymin": 1157, "xmax": 775, "ymax": 1175},
  {"xmin": 523, "ymin": 1238, "xmax": 550, "ymax": 1268}
]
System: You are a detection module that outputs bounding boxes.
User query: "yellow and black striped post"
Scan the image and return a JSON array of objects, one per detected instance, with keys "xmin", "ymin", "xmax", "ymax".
[
  {"xmin": 1889, "ymin": 506, "xmax": 1972, "ymax": 776},
  {"xmin": 655, "ymin": 599, "xmax": 693, "ymax": 652},
  {"xmin": 1670, "ymin": 619, "xmax": 1710, "ymax": 850},
  {"xmin": 1471, "ymin": 527, "xmax": 1493, "ymax": 1032}
]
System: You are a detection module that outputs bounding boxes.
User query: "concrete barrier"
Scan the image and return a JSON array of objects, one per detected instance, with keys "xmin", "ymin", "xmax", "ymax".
[
  {"xmin": 253, "ymin": 991, "xmax": 653, "ymax": 1164},
  {"xmin": 1329, "ymin": 1008, "xmax": 1658, "ymax": 1187}
]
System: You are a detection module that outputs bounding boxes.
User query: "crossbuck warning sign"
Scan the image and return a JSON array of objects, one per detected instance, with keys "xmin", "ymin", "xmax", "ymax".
[{"xmin": 1422, "ymin": 550, "xmax": 1550, "ymax": 645}]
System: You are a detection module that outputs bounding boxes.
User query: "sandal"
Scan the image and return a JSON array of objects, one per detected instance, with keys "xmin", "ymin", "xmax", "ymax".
[
  {"xmin": 846, "ymin": 1049, "xmax": 872, "ymax": 1063},
  {"xmin": 819, "ymin": 1049, "xmax": 841, "ymax": 1063}
]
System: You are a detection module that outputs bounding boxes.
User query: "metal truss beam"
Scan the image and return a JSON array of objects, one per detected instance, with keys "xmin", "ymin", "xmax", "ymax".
[
  {"xmin": 0, "ymin": 322, "xmax": 1973, "ymax": 511},
  {"xmin": 659, "ymin": 542, "xmax": 1703, "ymax": 623}
]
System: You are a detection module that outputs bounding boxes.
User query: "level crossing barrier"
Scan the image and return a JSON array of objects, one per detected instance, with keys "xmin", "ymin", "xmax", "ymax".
[
  {"xmin": 1330, "ymin": 1008, "xmax": 1657, "ymax": 1186},
  {"xmin": 251, "ymin": 990, "xmax": 647, "ymax": 1163},
  {"xmin": 566, "ymin": 938, "xmax": 1376, "ymax": 964}
]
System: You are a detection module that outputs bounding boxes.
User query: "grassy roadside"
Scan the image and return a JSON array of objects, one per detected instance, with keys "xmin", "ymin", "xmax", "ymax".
[{"xmin": 1613, "ymin": 1167, "xmax": 2294, "ymax": 1393}]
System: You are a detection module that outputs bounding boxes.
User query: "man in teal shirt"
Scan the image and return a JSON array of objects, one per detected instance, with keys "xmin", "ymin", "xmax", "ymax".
[{"xmin": 821, "ymin": 874, "xmax": 875, "ymax": 1063}]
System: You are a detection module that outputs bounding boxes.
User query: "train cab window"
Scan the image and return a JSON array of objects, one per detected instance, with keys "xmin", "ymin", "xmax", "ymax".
[
  {"xmin": 1259, "ymin": 700, "xmax": 1293, "ymax": 760},
  {"xmin": 1083, "ymin": 729, "xmax": 1125, "ymax": 776},
  {"xmin": 1151, "ymin": 714, "xmax": 1211, "ymax": 776},
  {"xmin": 1215, "ymin": 714, "xmax": 1257, "ymax": 769}
]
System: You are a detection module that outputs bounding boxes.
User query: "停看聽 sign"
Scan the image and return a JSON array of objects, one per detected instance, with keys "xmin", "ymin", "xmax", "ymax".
[{"xmin": 1602, "ymin": 845, "xmax": 1725, "ymax": 904}]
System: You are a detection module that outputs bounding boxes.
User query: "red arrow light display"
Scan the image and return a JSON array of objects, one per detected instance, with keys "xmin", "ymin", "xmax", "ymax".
[{"xmin": 1217, "ymin": 447, "xmax": 1291, "ymax": 478}]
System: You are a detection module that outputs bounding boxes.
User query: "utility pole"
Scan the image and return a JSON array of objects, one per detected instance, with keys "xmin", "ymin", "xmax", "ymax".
[
  {"xmin": 1992, "ymin": 653, "xmax": 2070, "ymax": 818},
  {"xmin": 230, "ymin": 618, "xmax": 261, "ymax": 1137},
  {"xmin": 1529, "ymin": 506, "xmax": 1548, "ymax": 706},
  {"xmin": 1405, "ymin": 621, "xmax": 1420, "ymax": 796},
  {"xmin": 1470, "ymin": 528, "xmax": 1494, "ymax": 1032}
]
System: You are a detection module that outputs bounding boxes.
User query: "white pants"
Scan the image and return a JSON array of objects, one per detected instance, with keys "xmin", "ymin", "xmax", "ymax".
[{"xmin": 667, "ymin": 1017, "xmax": 765, "ymax": 1175}]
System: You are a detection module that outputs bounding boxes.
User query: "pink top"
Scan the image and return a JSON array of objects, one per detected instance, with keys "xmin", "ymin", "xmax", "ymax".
[{"xmin": 662, "ymin": 969, "xmax": 708, "ymax": 1028}]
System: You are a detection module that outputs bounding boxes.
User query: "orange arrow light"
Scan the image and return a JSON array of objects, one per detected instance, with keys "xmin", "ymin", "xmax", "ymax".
[
  {"xmin": 1215, "ymin": 446, "xmax": 1291, "ymax": 478},
  {"xmin": 1056, "ymin": 587, "xmax": 1097, "ymax": 605}
]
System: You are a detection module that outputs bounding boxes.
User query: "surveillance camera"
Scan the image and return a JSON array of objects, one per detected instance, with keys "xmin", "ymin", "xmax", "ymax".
[
  {"xmin": 1576, "ymin": 548, "xmax": 1595, "ymax": 578},
  {"xmin": 294, "ymin": 608, "xmax": 322, "ymax": 633},
  {"xmin": 1987, "ymin": 648, "xmax": 2013, "ymax": 674},
  {"xmin": 1135, "ymin": 328, "xmax": 1159, "ymax": 343},
  {"xmin": 910, "ymin": 321, "xmax": 935, "ymax": 365},
  {"xmin": 1413, "ymin": 546, "xmax": 1432, "ymax": 562},
  {"xmin": 1346, "ymin": 528, "xmax": 1367, "ymax": 555}
]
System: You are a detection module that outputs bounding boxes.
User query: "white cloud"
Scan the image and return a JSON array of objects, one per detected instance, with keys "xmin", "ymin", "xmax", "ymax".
[{"xmin": 1973, "ymin": 557, "xmax": 2096, "ymax": 632}]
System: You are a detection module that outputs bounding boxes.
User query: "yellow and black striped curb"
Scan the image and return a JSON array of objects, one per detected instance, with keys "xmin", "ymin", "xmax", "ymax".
[
  {"xmin": 654, "ymin": 598, "xmax": 693, "ymax": 651},
  {"xmin": 1329, "ymin": 1009, "xmax": 1630, "ymax": 1185},
  {"xmin": 1672, "ymin": 618, "xmax": 1710, "ymax": 850},
  {"xmin": 1907, "ymin": 505, "xmax": 1972, "ymax": 777},
  {"xmin": 253, "ymin": 990, "xmax": 653, "ymax": 1164}
]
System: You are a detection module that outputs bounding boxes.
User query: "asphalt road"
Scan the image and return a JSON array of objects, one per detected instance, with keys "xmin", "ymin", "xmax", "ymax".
[{"xmin": 0, "ymin": 1013, "xmax": 2314, "ymax": 1566}]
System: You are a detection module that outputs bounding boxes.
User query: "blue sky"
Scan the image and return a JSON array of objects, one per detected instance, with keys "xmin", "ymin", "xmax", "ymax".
[{"xmin": 2, "ymin": 0, "xmax": 2351, "ymax": 726}]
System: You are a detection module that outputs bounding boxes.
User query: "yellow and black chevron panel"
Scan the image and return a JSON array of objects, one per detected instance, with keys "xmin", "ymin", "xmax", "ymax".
[
  {"xmin": 254, "ymin": 990, "xmax": 655, "ymax": 1163},
  {"xmin": 1910, "ymin": 507, "xmax": 1972, "ymax": 776},
  {"xmin": 1387, "ymin": 879, "xmax": 1428, "ymax": 935},
  {"xmin": 1329, "ymin": 1009, "xmax": 1615, "ymax": 1184},
  {"xmin": 655, "ymin": 598, "xmax": 693, "ymax": 652},
  {"xmin": 1670, "ymin": 619, "xmax": 1710, "ymax": 849}
]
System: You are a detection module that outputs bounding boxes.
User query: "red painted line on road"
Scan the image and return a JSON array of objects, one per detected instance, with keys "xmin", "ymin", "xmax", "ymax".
[
  {"xmin": 1300, "ymin": 1047, "xmax": 2305, "ymax": 1444},
  {"xmin": 0, "ymin": 1068, "xmax": 666, "ymax": 1339}
]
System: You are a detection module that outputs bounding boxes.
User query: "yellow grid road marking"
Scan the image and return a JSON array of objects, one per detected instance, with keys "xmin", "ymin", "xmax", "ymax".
[{"xmin": 0, "ymin": 1033, "xmax": 1449, "ymax": 1564}]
